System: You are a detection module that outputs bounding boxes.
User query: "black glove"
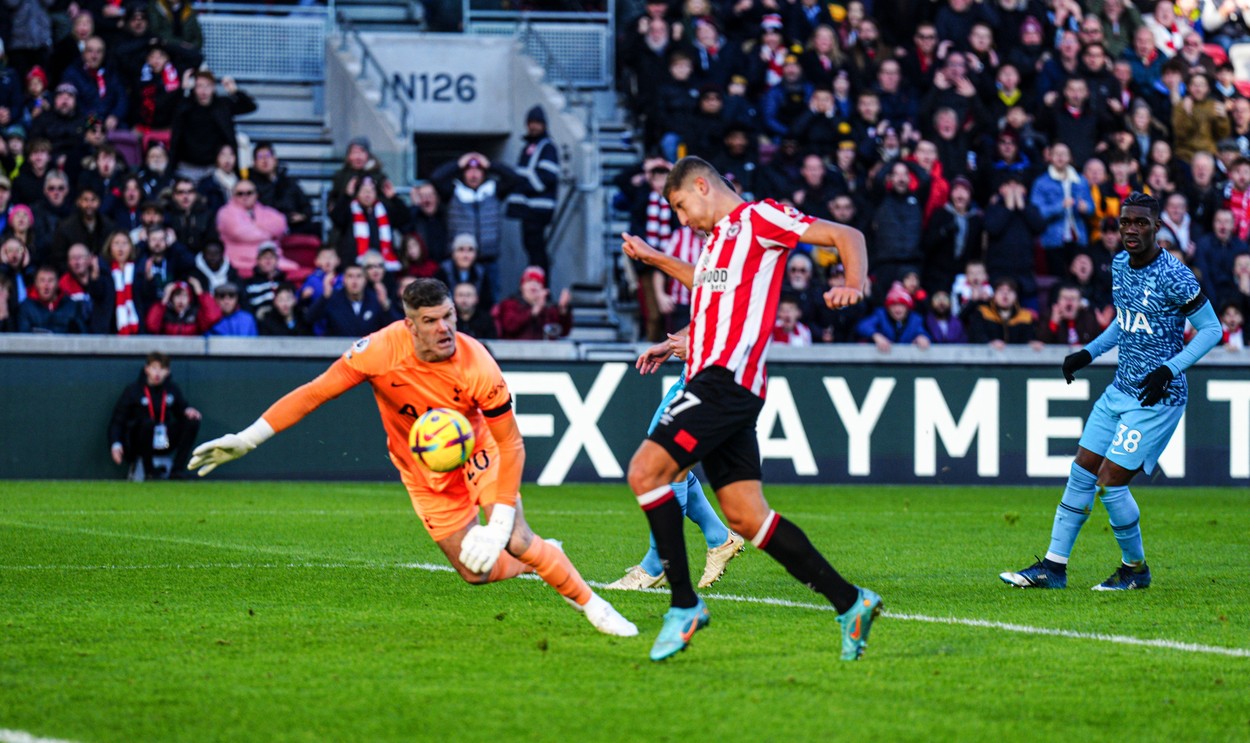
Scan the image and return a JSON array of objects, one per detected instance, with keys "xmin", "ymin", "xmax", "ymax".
[
  {"xmin": 1062, "ymin": 349, "xmax": 1093, "ymax": 384},
  {"xmin": 1136, "ymin": 365, "xmax": 1174, "ymax": 407}
]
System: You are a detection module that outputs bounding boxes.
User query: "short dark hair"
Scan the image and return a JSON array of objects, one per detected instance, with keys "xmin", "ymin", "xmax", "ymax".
[
  {"xmin": 146, "ymin": 351, "xmax": 171, "ymax": 367},
  {"xmin": 1122, "ymin": 191, "xmax": 1160, "ymax": 218},
  {"xmin": 402, "ymin": 277, "xmax": 451, "ymax": 312},
  {"xmin": 663, "ymin": 156, "xmax": 722, "ymax": 201},
  {"xmin": 254, "ymin": 141, "xmax": 275, "ymax": 156}
]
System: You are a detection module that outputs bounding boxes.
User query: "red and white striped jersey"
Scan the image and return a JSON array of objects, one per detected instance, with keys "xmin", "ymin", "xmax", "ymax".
[
  {"xmin": 664, "ymin": 226, "xmax": 702, "ymax": 306},
  {"xmin": 686, "ymin": 198, "xmax": 814, "ymax": 397}
]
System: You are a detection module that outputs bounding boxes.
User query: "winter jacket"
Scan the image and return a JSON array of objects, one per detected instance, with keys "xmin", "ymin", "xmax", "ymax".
[
  {"xmin": 505, "ymin": 134, "xmax": 560, "ymax": 222},
  {"xmin": 456, "ymin": 308, "xmax": 497, "ymax": 340},
  {"xmin": 855, "ymin": 307, "xmax": 929, "ymax": 344},
  {"xmin": 1030, "ymin": 168, "xmax": 1093, "ymax": 249},
  {"xmin": 493, "ymin": 295, "xmax": 572, "ymax": 340},
  {"xmin": 1172, "ymin": 98, "xmax": 1232, "ymax": 162},
  {"xmin": 149, "ymin": 0, "xmax": 204, "ymax": 50},
  {"xmin": 145, "ymin": 292, "xmax": 222, "ymax": 335},
  {"xmin": 254, "ymin": 166, "xmax": 313, "ymax": 227},
  {"xmin": 924, "ymin": 313, "xmax": 966, "ymax": 343},
  {"xmin": 305, "ymin": 290, "xmax": 397, "ymax": 337},
  {"xmin": 166, "ymin": 204, "xmax": 215, "ymax": 255},
  {"xmin": 62, "ymin": 63, "xmax": 128, "ymax": 122},
  {"xmin": 870, "ymin": 166, "xmax": 929, "ymax": 267},
  {"xmin": 967, "ymin": 303, "xmax": 1036, "ymax": 344},
  {"xmin": 257, "ymin": 308, "xmax": 312, "ymax": 336},
  {"xmin": 430, "ymin": 159, "xmax": 521, "ymax": 263},
  {"xmin": 437, "ymin": 260, "xmax": 494, "ymax": 310},
  {"xmin": 108, "ymin": 370, "xmax": 194, "ymax": 447},
  {"xmin": 3, "ymin": 0, "xmax": 53, "ymax": 52},
  {"xmin": 18, "ymin": 291, "xmax": 88, "ymax": 333},
  {"xmin": 983, "ymin": 201, "xmax": 1045, "ymax": 296},
  {"xmin": 208, "ymin": 309, "xmax": 259, "ymax": 336},
  {"xmin": 1035, "ymin": 309, "xmax": 1103, "ymax": 345},
  {"xmin": 171, "ymin": 90, "xmax": 257, "ymax": 168},
  {"xmin": 51, "ymin": 213, "xmax": 114, "ymax": 273}
]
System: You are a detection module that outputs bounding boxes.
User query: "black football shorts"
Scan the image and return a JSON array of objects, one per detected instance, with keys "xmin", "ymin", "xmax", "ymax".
[{"xmin": 647, "ymin": 366, "xmax": 765, "ymax": 490}]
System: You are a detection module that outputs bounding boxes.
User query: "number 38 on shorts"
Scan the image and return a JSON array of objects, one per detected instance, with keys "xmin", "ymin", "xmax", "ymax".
[{"xmin": 1111, "ymin": 425, "xmax": 1143, "ymax": 453}]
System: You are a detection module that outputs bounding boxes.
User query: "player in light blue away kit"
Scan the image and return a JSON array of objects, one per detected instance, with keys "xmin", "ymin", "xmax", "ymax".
[
  {"xmin": 1001, "ymin": 192, "xmax": 1223, "ymax": 591},
  {"xmin": 605, "ymin": 330, "xmax": 745, "ymax": 590}
]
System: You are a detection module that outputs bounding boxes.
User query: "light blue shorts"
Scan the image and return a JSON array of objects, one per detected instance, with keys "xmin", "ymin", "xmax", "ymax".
[{"xmin": 1078, "ymin": 385, "xmax": 1184, "ymax": 475}]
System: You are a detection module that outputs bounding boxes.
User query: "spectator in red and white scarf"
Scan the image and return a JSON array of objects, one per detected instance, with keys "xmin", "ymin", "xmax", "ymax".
[
  {"xmin": 98, "ymin": 230, "xmax": 145, "ymax": 335},
  {"xmin": 130, "ymin": 40, "xmax": 181, "ymax": 136},
  {"xmin": 331, "ymin": 174, "xmax": 408, "ymax": 272}
]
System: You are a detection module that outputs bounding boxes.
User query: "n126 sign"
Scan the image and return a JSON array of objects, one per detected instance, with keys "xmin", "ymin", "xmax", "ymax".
[{"xmin": 392, "ymin": 73, "xmax": 477, "ymax": 103}]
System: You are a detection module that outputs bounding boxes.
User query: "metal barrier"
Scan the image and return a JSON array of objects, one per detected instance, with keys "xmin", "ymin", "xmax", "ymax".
[
  {"xmin": 469, "ymin": 21, "xmax": 612, "ymax": 88},
  {"xmin": 197, "ymin": 3, "xmax": 332, "ymax": 82},
  {"xmin": 334, "ymin": 16, "xmax": 415, "ymax": 139}
]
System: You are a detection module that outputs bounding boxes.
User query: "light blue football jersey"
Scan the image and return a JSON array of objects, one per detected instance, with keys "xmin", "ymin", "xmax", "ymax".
[{"xmin": 1109, "ymin": 250, "xmax": 1202, "ymax": 406}]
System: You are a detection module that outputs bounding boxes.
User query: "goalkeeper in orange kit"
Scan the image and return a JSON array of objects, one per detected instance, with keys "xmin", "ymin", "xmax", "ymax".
[{"xmin": 189, "ymin": 278, "xmax": 637, "ymax": 637}]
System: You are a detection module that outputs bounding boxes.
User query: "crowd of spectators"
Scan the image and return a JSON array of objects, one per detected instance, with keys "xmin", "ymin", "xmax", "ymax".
[
  {"xmin": 0, "ymin": 2, "xmax": 570, "ymax": 341},
  {"xmin": 616, "ymin": 0, "xmax": 1250, "ymax": 349}
]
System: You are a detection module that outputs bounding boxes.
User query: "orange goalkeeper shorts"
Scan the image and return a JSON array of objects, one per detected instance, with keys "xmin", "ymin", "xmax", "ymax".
[{"xmin": 394, "ymin": 444, "xmax": 499, "ymax": 542}]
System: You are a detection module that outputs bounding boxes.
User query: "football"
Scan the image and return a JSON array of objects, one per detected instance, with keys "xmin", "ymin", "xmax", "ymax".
[{"xmin": 409, "ymin": 408, "xmax": 475, "ymax": 472}]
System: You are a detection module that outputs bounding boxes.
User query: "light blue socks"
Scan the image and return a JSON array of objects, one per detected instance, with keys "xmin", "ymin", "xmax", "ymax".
[
  {"xmin": 1045, "ymin": 462, "xmax": 1098, "ymax": 563},
  {"xmin": 1100, "ymin": 484, "xmax": 1145, "ymax": 565},
  {"xmin": 638, "ymin": 473, "xmax": 730, "ymax": 577}
]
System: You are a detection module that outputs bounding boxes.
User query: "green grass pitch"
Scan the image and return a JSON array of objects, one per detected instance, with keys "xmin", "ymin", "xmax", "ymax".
[{"xmin": 2, "ymin": 481, "xmax": 1247, "ymax": 742}]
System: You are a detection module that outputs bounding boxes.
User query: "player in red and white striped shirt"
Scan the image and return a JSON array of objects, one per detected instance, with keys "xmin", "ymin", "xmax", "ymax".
[{"xmin": 621, "ymin": 156, "xmax": 883, "ymax": 663}]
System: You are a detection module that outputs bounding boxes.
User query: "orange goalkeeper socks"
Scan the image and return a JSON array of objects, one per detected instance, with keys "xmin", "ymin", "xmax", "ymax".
[
  {"xmin": 486, "ymin": 552, "xmax": 532, "ymax": 583},
  {"xmin": 518, "ymin": 537, "xmax": 592, "ymax": 606}
]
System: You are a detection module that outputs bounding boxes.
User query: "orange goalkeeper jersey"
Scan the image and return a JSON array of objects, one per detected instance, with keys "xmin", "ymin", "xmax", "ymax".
[{"xmin": 260, "ymin": 321, "xmax": 512, "ymax": 490}]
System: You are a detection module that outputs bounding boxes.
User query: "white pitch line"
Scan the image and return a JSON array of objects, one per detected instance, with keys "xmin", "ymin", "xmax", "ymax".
[
  {"xmin": 0, "ymin": 729, "xmax": 83, "ymax": 743},
  {"xmin": 4, "ymin": 522, "xmax": 1245, "ymax": 655}
]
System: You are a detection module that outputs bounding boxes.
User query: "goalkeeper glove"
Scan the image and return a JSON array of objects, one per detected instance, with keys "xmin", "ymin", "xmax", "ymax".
[
  {"xmin": 459, "ymin": 503, "xmax": 516, "ymax": 574},
  {"xmin": 1136, "ymin": 365, "xmax": 1174, "ymax": 407},
  {"xmin": 188, "ymin": 419, "xmax": 275, "ymax": 476},
  {"xmin": 1062, "ymin": 349, "xmax": 1093, "ymax": 384}
]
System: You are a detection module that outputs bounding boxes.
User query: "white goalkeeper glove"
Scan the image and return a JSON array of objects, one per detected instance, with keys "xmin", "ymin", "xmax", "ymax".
[
  {"xmin": 459, "ymin": 503, "xmax": 516, "ymax": 574},
  {"xmin": 188, "ymin": 419, "xmax": 275, "ymax": 476}
]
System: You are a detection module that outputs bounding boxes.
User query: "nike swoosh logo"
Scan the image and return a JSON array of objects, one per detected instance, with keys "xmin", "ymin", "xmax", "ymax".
[
  {"xmin": 680, "ymin": 617, "xmax": 700, "ymax": 642},
  {"xmin": 850, "ymin": 615, "xmax": 862, "ymax": 640},
  {"xmin": 390, "ymin": 382, "xmax": 407, "ymax": 387}
]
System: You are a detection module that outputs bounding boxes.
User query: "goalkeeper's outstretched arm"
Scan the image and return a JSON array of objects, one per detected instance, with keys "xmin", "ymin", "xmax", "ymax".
[{"xmin": 189, "ymin": 359, "xmax": 365, "ymax": 476}]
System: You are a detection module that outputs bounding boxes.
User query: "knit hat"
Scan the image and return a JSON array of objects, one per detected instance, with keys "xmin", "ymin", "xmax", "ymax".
[
  {"xmin": 55, "ymin": 83, "xmax": 77, "ymax": 97},
  {"xmin": 1021, "ymin": 16, "xmax": 1043, "ymax": 36},
  {"xmin": 950, "ymin": 176, "xmax": 974, "ymax": 193},
  {"xmin": 884, "ymin": 281, "xmax": 914, "ymax": 309},
  {"xmin": 520, "ymin": 265, "xmax": 547, "ymax": 287},
  {"xmin": 761, "ymin": 14, "xmax": 783, "ymax": 31},
  {"xmin": 257, "ymin": 240, "xmax": 280, "ymax": 256},
  {"xmin": 526, "ymin": 105, "xmax": 546, "ymax": 125},
  {"xmin": 347, "ymin": 136, "xmax": 371, "ymax": 153},
  {"xmin": 25, "ymin": 66, "xmax": 47, "ymax": 88}
]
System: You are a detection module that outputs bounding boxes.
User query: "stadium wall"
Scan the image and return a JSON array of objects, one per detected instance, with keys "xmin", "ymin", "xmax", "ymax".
[{"xmin": 2, "ymin": 337, "xmax": 1248, "ymax": 486}]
